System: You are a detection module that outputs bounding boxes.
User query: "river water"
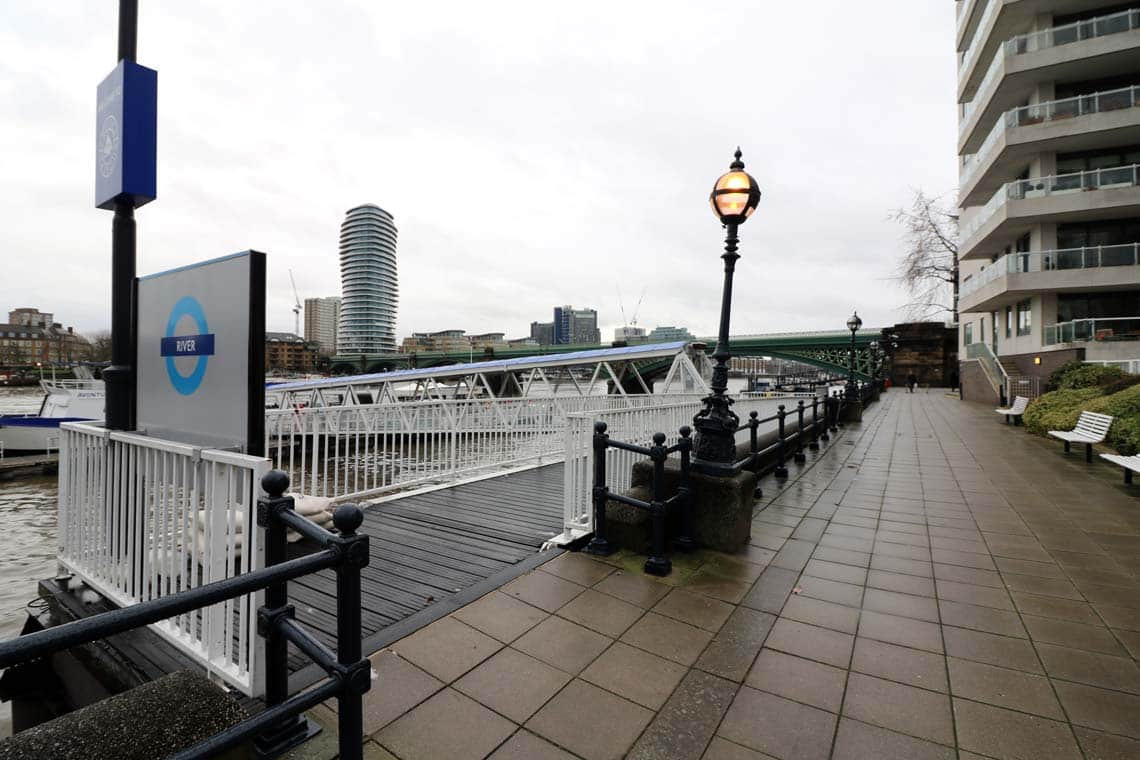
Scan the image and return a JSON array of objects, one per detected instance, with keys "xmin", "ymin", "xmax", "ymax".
[{"xmin": 0, "ymin": 387, "xmax": 54, "ymax": 737}]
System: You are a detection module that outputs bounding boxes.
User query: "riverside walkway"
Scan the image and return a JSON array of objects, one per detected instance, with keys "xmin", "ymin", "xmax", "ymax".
[{"xmin": 311, "ymin": 390, "xmax": 1140, "ymax": 760}]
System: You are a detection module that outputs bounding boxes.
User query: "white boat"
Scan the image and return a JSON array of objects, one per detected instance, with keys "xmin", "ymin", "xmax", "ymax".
[{"xmin": 0, "ymin": 378, "xmax": 104, "ymax": 456}]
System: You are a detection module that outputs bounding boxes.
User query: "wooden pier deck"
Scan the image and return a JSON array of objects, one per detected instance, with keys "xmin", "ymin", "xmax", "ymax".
[
  {"xmin": 287, "ymin": 463, "xmax": 565, "ymax": 687},
  {"xmin": 42, "ymin": 462, "xmax": 566, "ymax": 698},
  {"xmin": 0, "ymin": 453, "xmax": 58, "ymax": 480}
]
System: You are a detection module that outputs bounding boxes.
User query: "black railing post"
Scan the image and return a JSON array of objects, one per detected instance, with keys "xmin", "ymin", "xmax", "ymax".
[
  {"xmin": 255, "ymin": 471, "xmax": 320, "ymax": 757},
  {"xmin": 332, "ymin": 504, "xmax": 370, "ymax": 760},
  {"xmin": 794, "ymin": 400, "xmax": 807, "ymax": 464},
  {"xmin": 585, "ymin": 422, "xmax": 614, "ymax": 556},
  {"xmin": 774, "ymin": 405, "xmax": 789, "ymax": 478},
  {"xmin": 809, "ymin": 396, "xmax": 821, "ymax": 450},
  {"xmin": 819, "ymin": 395, "xmax": 831, "ymax": 442},
  {"xmin": 749, "ymin": 410, "xmax": 762, "ymax": 498},
  {"xmin": 644, "ymin": 432, "xmax": 671, "ymax": 576},
  {"xmin": 748, "ymin": 410, "xmax": 759, "ymax": 467},
  {"xmin": 828, "ymin": 395, "xmax": 839, "ymax": 433},
  {"xmin": 674, "ymin": 426, "xmax": 696, "ymax": 553}
]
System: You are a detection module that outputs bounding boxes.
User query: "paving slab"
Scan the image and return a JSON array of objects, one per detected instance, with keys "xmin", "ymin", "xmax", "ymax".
[{"xmin": 352, "ymin": 393, "xmax": 1140, "ymax": 759}]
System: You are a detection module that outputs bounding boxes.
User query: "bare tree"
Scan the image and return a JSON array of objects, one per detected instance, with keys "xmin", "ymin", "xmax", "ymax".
[
  {"xmin": 890, "ymin": 190, "xmax": 959, "ymax": 323},
  {"xmin": 87, "ymin": 330, "xmax": 113, "ymax": 363}
]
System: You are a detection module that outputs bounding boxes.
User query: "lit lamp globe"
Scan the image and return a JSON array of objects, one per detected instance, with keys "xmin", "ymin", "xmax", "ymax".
[
  {"xmin": 847, "ymin": 312, "xmax": 863, "ymax": 333},
  {"xmin": 709, "ymin": 149, "xmax": 762, "ymax": 226}
]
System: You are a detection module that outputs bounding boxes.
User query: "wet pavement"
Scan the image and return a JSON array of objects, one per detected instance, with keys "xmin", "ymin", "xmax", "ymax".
[{"xmin": 296, "ymin": 390, "xmax": 1140, "ymax": 759}]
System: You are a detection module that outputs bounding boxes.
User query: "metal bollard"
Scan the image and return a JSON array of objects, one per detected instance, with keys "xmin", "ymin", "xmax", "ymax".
[
  {"xmin": 675, "ymin": 427, "xmax": 696, "ymax": 552},
  {"xmin": 645, "ymin": 433, "xmax": 672, "ymax": 576},
  {"xmin": 774, "ymin": 405, "xmax": 789, "ymax": 479},
  {"xmin": 794, "ymin": 400, "xmax": 807, "ymax": 464},
  {"xmin": 584, "ymin": 422, "xmax": 614, "ymax": 556}
]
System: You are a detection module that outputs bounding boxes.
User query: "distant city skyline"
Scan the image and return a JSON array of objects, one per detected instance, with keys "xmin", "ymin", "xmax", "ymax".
[{"xmin": 1, "ymin": 3, "xmax": 958, "ymax": 341}]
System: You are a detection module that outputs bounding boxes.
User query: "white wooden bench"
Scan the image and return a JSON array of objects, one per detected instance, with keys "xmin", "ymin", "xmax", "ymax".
[
  {"xmin": 1049, "ymin": 411, "xmax": 1114, "ymax": 463},
  {"xmin": 995, "ymin": 396, "xmax": 1029, "ymax": 425},
  {"xmin": 1100, "ymin": 453, "xmax": 1140, "ymax": 484}
]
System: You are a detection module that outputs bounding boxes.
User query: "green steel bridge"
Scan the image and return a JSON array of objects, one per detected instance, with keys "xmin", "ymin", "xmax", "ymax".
[{"xmin": 330, "ymin": 329, "xmax": 886, "ymax": 381}]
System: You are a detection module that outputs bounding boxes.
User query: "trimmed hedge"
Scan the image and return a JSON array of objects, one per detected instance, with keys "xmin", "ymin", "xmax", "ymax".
[
  {"xmin": 1056, "ymin": 363, "xmax": 1127, "ymax": 390},
  {"xmin": 1023, "ymin": 379, "xmax": 1140, "ymax": 455},
  {"xmin": 1023, "ymin": 388, "xmax": 1104, "ymax": 436}
]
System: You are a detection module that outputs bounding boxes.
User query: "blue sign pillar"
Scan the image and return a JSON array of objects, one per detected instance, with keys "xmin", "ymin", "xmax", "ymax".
[
  {"xmin": 97, "ymin": 0, "xmax": 156, "ymax": 431},
  {"xmin": 95, "ymin": 60, "xmax": 157, "ymax": 209}
]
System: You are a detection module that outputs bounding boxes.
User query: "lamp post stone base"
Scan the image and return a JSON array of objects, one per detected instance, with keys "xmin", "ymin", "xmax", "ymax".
[
  {"xmin": 629, "ymin": 459, "xmax": 756, "ymax": 553},
  {"xmin": 840, "ymin": 400, "xmax": 863, "ymax": 423}
]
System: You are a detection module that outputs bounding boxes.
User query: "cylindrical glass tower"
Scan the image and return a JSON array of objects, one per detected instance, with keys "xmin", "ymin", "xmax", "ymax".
[{"xmin": 336, "ymin": 204, "xmax": 398, "ymax": 354}]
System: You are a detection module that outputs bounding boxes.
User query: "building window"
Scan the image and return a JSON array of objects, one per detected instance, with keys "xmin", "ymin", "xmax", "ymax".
[
  {"xmin": 1017, "ymin": 300, "xmax": 1032, "ymax": 336},
  {"xmin": 963, "ymin": 323, "xmax": 974, "ymax": 345},
  {"xmin": 1005, "ymin": 306, "xmax": 1013, "ymax": 338}
]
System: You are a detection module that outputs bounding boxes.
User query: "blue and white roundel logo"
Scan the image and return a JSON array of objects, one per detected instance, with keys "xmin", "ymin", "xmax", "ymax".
[{"xmin": 160, "ymin": 296, "xmax": 216, "ymax": 396}]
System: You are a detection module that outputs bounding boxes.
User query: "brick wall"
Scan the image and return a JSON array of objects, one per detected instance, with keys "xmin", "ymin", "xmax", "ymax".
[{"xmin": 883, "ymin": 322, "xmax": 958, "ymax": 388}]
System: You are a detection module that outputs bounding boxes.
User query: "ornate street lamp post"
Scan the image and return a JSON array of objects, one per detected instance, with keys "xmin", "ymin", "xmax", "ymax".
[
  {"xmin": 869, "ymin": 340, "xmax": 880, "ymax": 386},
  {"xmin": 845, "ymin": 311, "xmax": 862, "ymax": 400},
  {"xmin": 692, "ymin": 149, "xmax": 762, "ymax": 475}
]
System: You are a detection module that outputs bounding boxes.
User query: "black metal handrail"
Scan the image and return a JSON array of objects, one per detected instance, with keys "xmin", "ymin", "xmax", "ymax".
[
  {"xmin": 584, "ymin": 395, "xmax": 840, "ymax": 576},
  {"xmin": 585, "ymin": 426, "xmax": 694, "ymax": 576},
  {"xmin": 0, "ymin": 470, "xmax": 370, "ymax": 760}
]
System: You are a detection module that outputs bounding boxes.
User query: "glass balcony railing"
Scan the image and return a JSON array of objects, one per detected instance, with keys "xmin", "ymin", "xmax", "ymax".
[
  {"xmin": 960, "ymin": 244, "xmax": 1140, "ymax": 299},
  {"xmin": 960, "ymin": 7, "xmax": 1140, "ymax": 135},
  {"xmin": 1043, "ymin": 316, "xmax": 1140, "ymax": 345},
  {"xmin": 1013, "ymin": 7, "xmax": 1140, "ymax": 55},
  {"xmin": 961, "ymin": 164, "xmax": 1140, "ymax": 245},
  {"xmin": 959, "ymin": 0, "xmax": 1000, "ymax": 74},
  {"xmin": 961, "ymin": 86, "xmax": 1140, "ymax": 188}
]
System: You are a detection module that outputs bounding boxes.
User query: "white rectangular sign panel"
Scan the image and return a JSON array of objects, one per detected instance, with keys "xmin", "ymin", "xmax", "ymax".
[{"xmin": 136, "ymin": 251, "xmax": 265, "ymax": 452}]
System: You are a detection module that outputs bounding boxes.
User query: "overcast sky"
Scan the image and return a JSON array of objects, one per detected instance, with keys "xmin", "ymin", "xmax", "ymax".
[{"xmin": 1, "ymin": 1, "xmax": 958, "ymax": 342}]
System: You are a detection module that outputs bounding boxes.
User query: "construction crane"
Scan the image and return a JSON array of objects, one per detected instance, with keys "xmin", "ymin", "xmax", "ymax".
[{"xmin": 288, "ymin": 269, "xmax": 302, "ymax": 337}]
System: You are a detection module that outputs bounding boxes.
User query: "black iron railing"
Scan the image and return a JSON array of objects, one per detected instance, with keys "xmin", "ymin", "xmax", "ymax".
[
  {"xmin": 0, "ymin": 470, "xmax": 370, "ymax": 760},
  {"xmin": 585, "ymin": 395, "xmax": 841, "ymax": 575},
  {"xmin": 585, "ymin": 426, "xmax": 695, "ymax": 577}
]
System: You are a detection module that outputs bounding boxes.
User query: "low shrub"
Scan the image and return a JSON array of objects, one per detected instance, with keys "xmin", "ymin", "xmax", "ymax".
[
  {"xmin": 1083, "ymin": 383, "xmax": 1140, "ymax": 455},
  {"xmin": 1045, "ymin": 360, "xmax": 1086, "ymax": 392},
  {"xmin": 1098, "ymin": 374, "xmax": 1140, "ymax": 395},
  {"xmin": 1023, "ymin": 387, "xmax": 1104, "ymax": 435},
  {"xmin": 1056, "ymin": 363, "xmax": 1127, "ymax": 390},
  {"xmin": 1108, "ymin": 416, "xmax": 1140, "ymax": 456}
]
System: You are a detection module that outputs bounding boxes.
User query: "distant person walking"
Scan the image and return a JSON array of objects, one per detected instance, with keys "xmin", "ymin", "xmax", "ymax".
[{"xmin": 907, "ymin": 373, "xmax": 918, "ymax": 393}]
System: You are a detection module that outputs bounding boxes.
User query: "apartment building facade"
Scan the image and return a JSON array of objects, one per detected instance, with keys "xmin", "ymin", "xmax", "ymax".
[
  {"xmin": 304, "ymin": 296, "xmax": 340, "ymax": 357},
  {"xmin": 956, "ymin": 0, "xmax": 1140, "ymax": 401}
]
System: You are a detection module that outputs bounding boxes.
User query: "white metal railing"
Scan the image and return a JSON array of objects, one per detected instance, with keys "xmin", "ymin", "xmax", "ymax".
[
  {"xmin": 1043, "ymin": 316, "xmax": 1140, "ymax": 345},
  {"xmin": 961, "ymin": 165, "xmax": 1140, "ymax": 245},
  {"xmin": 962, "ymin": 86, "xmax": 1140, "ymax": 188},
  {"xmin": 1006, "ymin": 374, "xmax": 1041, "ymax": 400},
  {"xmin": 266, "ymin": 394, "xmax": 705, "ymax": 503},
  {"xmin": 960, "ymin": 7, "xmax": 1140, "ymax": 134},
  {"xmin": 557, "ymin": 400, "xmax": 704, "ymax": 545},
  {"xmin": 57, "ymin": 422, "xmax": 270, "ymax": 696},
  {"xmin": 961, "ymin": 244, "xmax": 1140, "ymax": 298},
  {"xmin": 1087, "ymin": 358, "xmax": 1140, "ymax": 374}
]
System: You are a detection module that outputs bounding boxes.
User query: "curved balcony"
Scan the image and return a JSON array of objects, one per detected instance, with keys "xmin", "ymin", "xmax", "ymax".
[
  {"xmin": 960, "ymin": 86, "xmax": 1140, "ymax": 204},
  {"xmin": 960, "ymin": 164, "xmax": 1140, "ymax": 259},
  {"xmin": 959, "ymin": 7, "xmax": 1140, "ymax": 151},
  {"xmin": 960, "ymin": 244, "xmax": 1140, "ymax": 312}
]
